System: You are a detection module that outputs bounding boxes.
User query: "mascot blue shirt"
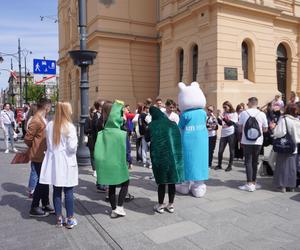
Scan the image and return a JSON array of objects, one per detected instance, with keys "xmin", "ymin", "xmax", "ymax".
[
  {"xmin": 179, "ymin": 108, "xmax": 208, "ymax": 180},
  {"xmin": 178, "ymin": 82, "xmax": 209, "ymax": 181}
]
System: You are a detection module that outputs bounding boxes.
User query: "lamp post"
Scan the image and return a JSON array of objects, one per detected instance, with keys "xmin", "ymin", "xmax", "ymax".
[
  {"xmin": 69, "ymin": 0, "xmax": 97, "ymax": 166},
  {"xmin": 18, "ymin": 38, "xmax": 23, "ymax": 107},
  {"xmin": 0, "ymin": 42, "xmax": 31, "ymax": 107}
]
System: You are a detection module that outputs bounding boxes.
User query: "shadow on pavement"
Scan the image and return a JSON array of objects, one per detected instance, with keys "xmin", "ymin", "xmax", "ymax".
[
  {"xmin": 0, "ymin": 193, "xmax": 55, "ymax": 225},
  {"xmin": 290, "ymin": 193, "xmax": 300, "ymax": 202},
  {"xmin": 2, "ymin": 182, "xmax": 28, "ymax": 197}
]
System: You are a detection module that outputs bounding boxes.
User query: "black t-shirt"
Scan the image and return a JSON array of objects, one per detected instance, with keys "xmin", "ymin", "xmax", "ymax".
[{"xmin": 138, "ymin": 113, "xmax": 148, "ymax": 136}]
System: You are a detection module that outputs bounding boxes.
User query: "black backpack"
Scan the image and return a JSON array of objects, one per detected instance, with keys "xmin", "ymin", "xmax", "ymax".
[{"xmin": 244, "ymin": 111, "xmax": 261, "ymax": 141}]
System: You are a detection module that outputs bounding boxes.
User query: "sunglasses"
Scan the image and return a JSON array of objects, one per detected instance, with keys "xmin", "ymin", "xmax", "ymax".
[{"xmin": 208, "ymin": 109, "xmax": 213, "ymax": 112}]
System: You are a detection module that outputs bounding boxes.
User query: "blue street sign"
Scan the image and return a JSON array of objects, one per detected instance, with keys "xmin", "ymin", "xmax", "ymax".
[{"xmin": 33, "ymin": 59, "xmax": 56, "ymax": 75}]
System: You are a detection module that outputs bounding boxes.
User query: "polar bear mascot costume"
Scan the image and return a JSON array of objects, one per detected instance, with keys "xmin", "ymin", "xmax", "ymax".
[{"xmin": 176, "ymin": 82, "xmax": 209, "ymax": 198}]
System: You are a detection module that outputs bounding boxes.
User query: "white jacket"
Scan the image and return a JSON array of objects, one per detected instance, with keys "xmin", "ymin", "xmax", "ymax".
[
  {"xmin": 39, "ymin": 121, "xmax": 78, "ymax": 187},
  {"xmin": 273, "ymin": 115, "xmax": 300, "ymax": 154}
]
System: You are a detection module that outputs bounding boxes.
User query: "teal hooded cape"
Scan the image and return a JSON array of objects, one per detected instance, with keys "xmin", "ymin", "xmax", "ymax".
[
  {"xmin": 148, "ymin": 106, "xmax": 184, "ymax": 184},
  {"xmin": 94, "ymin": 101, "xmax": 129, "ymax": 185}
]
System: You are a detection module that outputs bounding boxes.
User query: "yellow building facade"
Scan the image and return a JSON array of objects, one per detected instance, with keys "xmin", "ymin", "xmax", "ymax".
[{"xmin": 58, "ymin": 0, "xmax": 300, "ymax": 120}]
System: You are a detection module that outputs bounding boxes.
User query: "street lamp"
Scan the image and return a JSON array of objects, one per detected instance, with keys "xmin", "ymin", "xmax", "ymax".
[
  {"xmin": 69, "ymin": 0, "xmax": 97, "ymax": 166},
  {"xmin": 0, "ymin": 40, "xmax": 32, "ymax": 107}
]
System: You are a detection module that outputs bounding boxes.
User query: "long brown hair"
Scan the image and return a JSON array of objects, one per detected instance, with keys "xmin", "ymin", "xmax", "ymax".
[
  {"xmin": 222, "ymin": 101, "xmax": 235, "ymax": 113},
  {"xmin": 53, "ymin": 102, "xmax": 73, "ymax": 146},
  {"xmin": 101, "ymin": 101, "xmax": 113, "ymax": 126}
]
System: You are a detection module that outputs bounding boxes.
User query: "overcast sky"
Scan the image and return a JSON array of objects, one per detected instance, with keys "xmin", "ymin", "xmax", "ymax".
[{"xmin": 0, "ymin": 0, "xmax": 58, "ymax": 90}]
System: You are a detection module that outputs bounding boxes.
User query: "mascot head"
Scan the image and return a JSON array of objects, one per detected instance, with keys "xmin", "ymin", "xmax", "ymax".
[{"xmin": 178, "ymin": 82, "xmax": 206, "ymax": 112}]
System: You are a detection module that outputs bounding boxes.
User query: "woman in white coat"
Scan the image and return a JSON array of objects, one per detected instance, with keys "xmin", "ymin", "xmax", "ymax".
[
  {"xmin": 271, "ymin": 103, "xmax": 300, "ymax": 192},
  {"xmin": 39, "ymin": 102, "xmax": 78, "ymax": 228}
]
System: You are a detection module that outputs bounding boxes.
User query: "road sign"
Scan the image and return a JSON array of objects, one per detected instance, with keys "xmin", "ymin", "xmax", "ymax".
[
  {"xmin": 34, "ymin": 74, "xmax": 57, "ymax": 85},
  {"xmin": 33, "ymin": 59, "xmax": 56, "ymax": 75}
]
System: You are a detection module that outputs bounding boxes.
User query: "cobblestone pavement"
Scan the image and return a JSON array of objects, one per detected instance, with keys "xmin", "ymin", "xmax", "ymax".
[{"xmin": 1, "ymin": 135, "xmax": 300, "ymax": 250}]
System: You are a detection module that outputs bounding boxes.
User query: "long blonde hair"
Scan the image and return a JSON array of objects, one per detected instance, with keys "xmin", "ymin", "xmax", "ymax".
[{"xmin": 53, "ymin": 102, "xmax": 73, "ymax": 146}]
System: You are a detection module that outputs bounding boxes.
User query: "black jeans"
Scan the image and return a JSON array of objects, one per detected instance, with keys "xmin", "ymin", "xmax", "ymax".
[
  {"xmin": 243, "ymin": 145, "xmax": 262, "ymax": 182},
  {"xmin": 158, "ymin": 184, "xmax": 175, "ymax": 204},
  {"xmin": 31, "ymin": 162, "xmax": 50, "ymax": 209},
  {"xmin": 218, "ymin": 134, "xmax": 235, "ymax": 167},
  {"xmin": 136, "ymin": 137, "xmax": 142, "ymax": 162},
  {"xmin": 209, "ymin": 136, "xmax": 217, "ymax": 167},
  {"xmin": 109, "ymin": 180, "xmax": 129, "ymax": 210}
]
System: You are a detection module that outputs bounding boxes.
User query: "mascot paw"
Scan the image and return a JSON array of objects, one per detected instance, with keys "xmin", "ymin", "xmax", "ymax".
[
  {"xmin": 176, "ymin": 183, "xmax": 190, "ymax": 195},
  {"xmin": 191, "ymin": 183, "xmax": 207, "ymax": 198}
]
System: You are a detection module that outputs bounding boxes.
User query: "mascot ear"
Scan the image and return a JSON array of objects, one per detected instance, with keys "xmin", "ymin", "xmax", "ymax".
[
  {"xmin": 178, "ymin": 82, "xmax": 186, "ymax": 90},
  {"xmin": 191, "ymin": 82, "xmax": 200, "ymax": 88}
]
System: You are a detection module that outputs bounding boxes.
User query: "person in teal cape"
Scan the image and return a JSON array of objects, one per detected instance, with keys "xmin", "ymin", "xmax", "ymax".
[
  {"xmin": 146, "ymin": 106, "xmax": 184, "ymax": 214},
  {"xmin": 94, "ymin": 101, "xmax": 129, "ymax": 218}
]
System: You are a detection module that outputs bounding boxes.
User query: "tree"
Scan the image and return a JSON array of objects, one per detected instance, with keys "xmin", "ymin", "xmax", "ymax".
[{"xmin": 26, "ymin": 80, "xmax": 45, "ymax": 103}]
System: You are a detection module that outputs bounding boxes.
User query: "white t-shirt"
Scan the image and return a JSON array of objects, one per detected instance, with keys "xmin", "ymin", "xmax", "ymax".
[
  {"xmin": 164, "ymin": 111, "xmax": 179, "ymax": 125},
  {"xmin": 238, "ymin": 108, "xmax": 268, "ymax": 145},
  {"xmin": 220, "ymin": 112, "xmax": 238, "ymax": 138}
]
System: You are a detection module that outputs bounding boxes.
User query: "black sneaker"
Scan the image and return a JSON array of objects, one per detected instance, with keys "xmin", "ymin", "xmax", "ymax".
[
  {"xmin": 96, "ymin": 185, "xmax": 107, "ymax": 193},
  {"xmin": 30, "ymin": 207, "xmax": 49, "ymax": 217},
  {"xmin": 225, "ymin": 166, "xmax": 232, "ymax": 172},
  {"xmin": 214, "ymin": 165, "xmax": 222, "ymax": 170},
  {"xmin": 125, "ymin": 193, "xmax": 135, "ymax": 202},
  {"xmin": 42, "ymin": 205, "xmax": 55, "ymax": 214}
]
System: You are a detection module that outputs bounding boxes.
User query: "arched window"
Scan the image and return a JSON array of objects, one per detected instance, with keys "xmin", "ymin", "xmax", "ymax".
[
  {"xmin": 276, "ymin": 43, "xmax": 288, "ymax": 102},
  {"xmin": 242, "ymin": 42, "xmax": 248, "ymax": 79},
  {"xmin": 178, "ymin": 48, "xmax": 184, "ymax": 82},
  {"xmin": 192, "ymin": 45, "xmax": 198, "ymax": 81}
]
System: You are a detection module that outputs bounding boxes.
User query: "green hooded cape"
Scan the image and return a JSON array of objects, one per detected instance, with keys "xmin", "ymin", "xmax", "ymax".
[
  {"xmin": 148, "ymin": 106, "xmax": 184, "ymax": 184},
  {"xmin": 94, "ymin": 101, "xmax": 129, "ymax": 185}
]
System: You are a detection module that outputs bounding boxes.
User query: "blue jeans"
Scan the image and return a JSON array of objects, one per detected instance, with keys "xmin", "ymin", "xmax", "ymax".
[
  {"xmin": 53, "ymin": 186, "xmax": 74, "ymax": 218},
  {"xmin": 3, "ymin": 124, "xmax": 14, "ymax": 149},
  {"xmin": 28, "ymin": 163, "xmax": 38, "ymax": 192}
]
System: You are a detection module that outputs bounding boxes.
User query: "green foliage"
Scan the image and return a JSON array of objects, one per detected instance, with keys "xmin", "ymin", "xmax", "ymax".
[{"xmin": 25, "ymin": 80, "xmax": 45, "ymax": 103}]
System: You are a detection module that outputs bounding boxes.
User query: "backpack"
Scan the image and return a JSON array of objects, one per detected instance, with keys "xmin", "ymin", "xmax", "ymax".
[
  {"xmin": 273, "ymin": 117, "xmax": 296, "ymax": 154},
  {"xmin": 244, "ymin": 111, "xmax": 261, "ymax": 141}
]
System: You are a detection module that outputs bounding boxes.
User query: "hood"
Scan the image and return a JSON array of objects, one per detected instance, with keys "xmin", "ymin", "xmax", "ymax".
[
  {"xmin": 105, "ymin": 101, "xmax": 124, "ymax": 129},
  {"xmin": 150, "ymin": 106, "xmax": 168, "ymax": 121}
]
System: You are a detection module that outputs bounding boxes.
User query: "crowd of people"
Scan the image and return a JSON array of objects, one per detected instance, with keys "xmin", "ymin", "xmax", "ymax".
[{"xmin": 1, "ymin": 86, "xmax": 300, "ymax": 229}]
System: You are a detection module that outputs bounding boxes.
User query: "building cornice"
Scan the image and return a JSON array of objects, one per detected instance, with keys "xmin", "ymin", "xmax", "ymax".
[
  {"xmin": 158, "ymin": 0, "xmax": 300, "ymax": 30},
  {"xmin": 88, "ymin": 15, "xmax": 157, "ymax": 29},
  {"xmin": 87, "ymin": 30, "xmax": 159, "ymax": 44},
  {"xmin": 157, "ymin": 0, "xmax": 210, "ymax": 30}
]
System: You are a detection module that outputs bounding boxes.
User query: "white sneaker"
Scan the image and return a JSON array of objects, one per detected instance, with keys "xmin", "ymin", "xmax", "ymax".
[
  {"xmin": 93, "ymin": 171, "xmax": 97, "ymax": 177},
  {"xmin": 148, "ymin": 164, "xmax": 152, "ymax": 169},
  {"xmin": 115, "ymin": 206, "xmax": 126, "ymax": 216},
  {"xmin": 110, "ymin": 210, "xmax": 118, "ymax": 218},
  {"xmin": 153, "ymin": 204, "xmax": 165, "ymax": 214},
  {"xmin": 255, "ymin": 183, "xmax": 262, "ymax": 189},
  {"xmin": 12, "ymin": 148, "xmax": 18, "ymax": 153},
  {"xmin": 165, "ymin": 204, "xmax": 175, "ymax": 213},
  {"xmin": 4, "ymin": 149, "xmax": 9, "ymax": 154},
  {"xmin": 143, "ymin": 164, "xmax": 147, "ymax": 168},
  {"xmin": 238, "ymin": 183, "xmax": 256, "ymax": 192}
]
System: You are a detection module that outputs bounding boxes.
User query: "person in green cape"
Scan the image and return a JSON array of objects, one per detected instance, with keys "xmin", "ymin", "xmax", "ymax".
[
  {"xmin": 94, "ymin": 100, "xmax": 130, "ymax": 218},
  {"xmin": 145, "ymin": 106, "xmax": 184, "ymax": 214}
]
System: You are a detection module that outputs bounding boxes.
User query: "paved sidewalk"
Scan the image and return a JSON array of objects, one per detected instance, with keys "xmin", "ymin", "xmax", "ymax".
[{"xmin": 1, "ymin": 135, "xmax": 300, "ymax": 249}]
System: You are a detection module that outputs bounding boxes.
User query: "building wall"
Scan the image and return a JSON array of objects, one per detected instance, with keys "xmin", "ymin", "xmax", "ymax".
[
  {"xmin": 158, "ymin": 0, "xmax": 300, "ymax": 109},
  {"xmin": 216, "ymin": 1, "xmax": 299, "ymax": 109},
  {"xmin": 158, "ymin": 1, "xmax": 218, "ymax": 106},
  {"xmin": 58, "ymin": 0, "xmax": 300, "ymax": 115},
  {"xmin": 58, "ymin": 0, "xmax": 159, "ymax": 120}
]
